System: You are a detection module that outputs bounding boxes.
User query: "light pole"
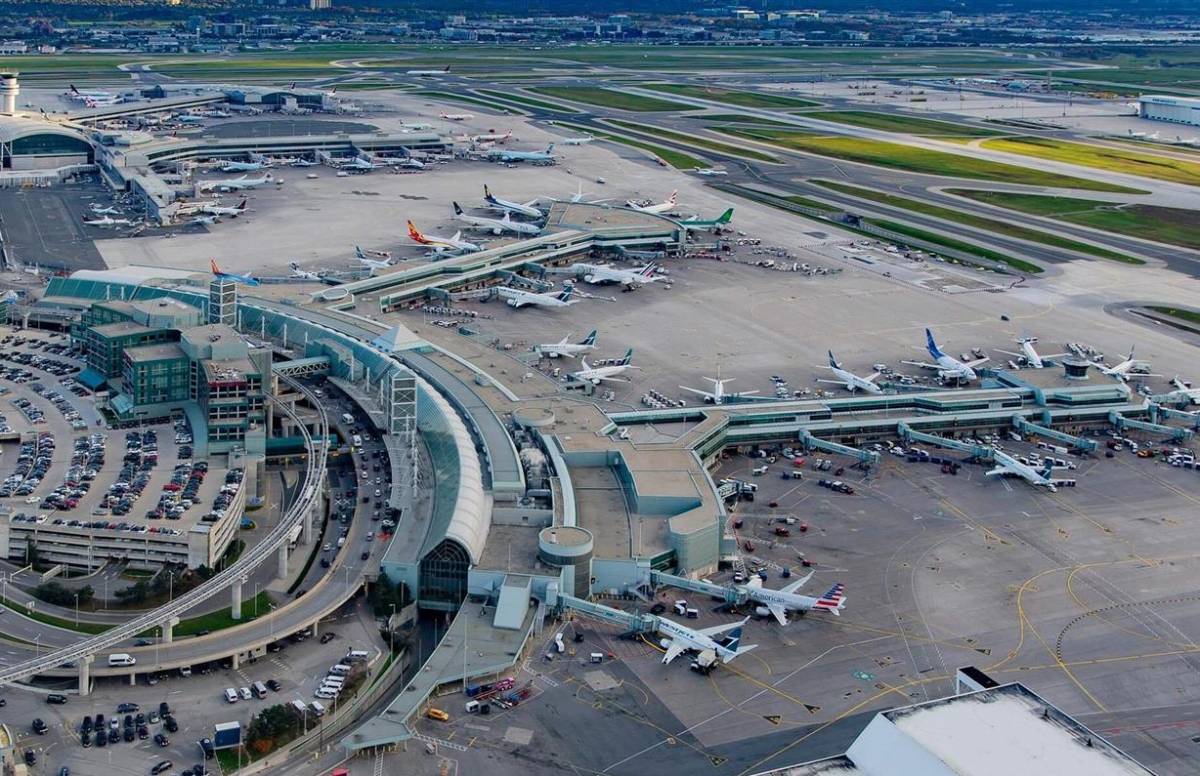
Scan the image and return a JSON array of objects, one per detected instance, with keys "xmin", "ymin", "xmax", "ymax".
[
  {"xmin": 388, "ymin": 604, "xmax": 396, "ymax": 654},
  {"xmin": 33, "ymin": 634, "xmax": 39, "ymax": 658},
  {"xmin": 74, "ymin": 593, "xmax": 79, "ymax": 626}
]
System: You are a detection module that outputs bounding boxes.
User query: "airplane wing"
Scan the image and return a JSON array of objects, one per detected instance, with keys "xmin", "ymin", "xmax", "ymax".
[
  {"xmin": 698, "ymin": 619, "xmax": 748, "ymax": 638},
  {"xmin": 779, "ymin": 570, "xmax": 816, "ymax": 595},
  {"xmin": 815, "ymin": 378, "xmax": 845, "ymax": 385},
  {"xmin": 661, "ymin": 641, "xmax": 687, "ymax": 665},
  {"xmin": 994, "ymin": 349, "xmax": 1022, "ymax": 358},
  {"xmin": 985, "ymin": 463, "xmax": 1013, "ymax": 478},
  {"xmin": 765, "ymin": 603, "xmax": 788, "ymax": 626},
  {"xmin": 679, "ymin": 385, "xmax": 715, "ymax": 399},
  {"xmin": 865, "ymin": 372, "xmax": 881, "ymax": 383},
  {"xmin": 901, "ymin": 359, "xmax": 940, "ymax": 371},
  {"xmin": 966, "ymin": 356, "xmax": 990, "ymax": 368}
]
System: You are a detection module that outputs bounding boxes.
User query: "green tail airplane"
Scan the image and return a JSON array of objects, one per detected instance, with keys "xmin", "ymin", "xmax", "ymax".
[{"xmin": 678, "ymin": 208, "xmax": 734, "ymax": 231}]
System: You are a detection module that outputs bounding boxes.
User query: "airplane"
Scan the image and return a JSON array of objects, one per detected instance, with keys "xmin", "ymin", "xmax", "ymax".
[
  {"xmin": 197, "ymin": 174, "xmax": 272, "ymax": 192},
  {"xmin": 68, "ymin": 85, "xmax": 121, "ymax": 106},
  {"xmin": 191, "ymin": 215, "xmax": 219, "ymax": 226},
  {"xmin": 354, "ymin": 248, "xmax": 394, "ymax": 272},
  {"xmin": 678, "ymin": 208, "xmax": 734, "ymax": 233},
  {"xmin": 177, "ymin": 115, "xmax": 206, "ymax": 125},
  {"xmin": 82, "ymin": 215, "xmax": 133, "ymax": 227},
  {"xmin": 406, "ymin": 221, "xmax": 482, "ymax": 256},
  {"xmin": 679, "ymin": 370, "xmax": 760, "ymax": 405},
  {"xmin": 694, "ymin": 168, "xmax": 728, "ymax": 177},
  {"xmin": 483, "ymin": 185, "xmax": 543, "ymax": 218},
  {"xmin": 572, "ymin": 349, "xmax": 638, "ymax": 384},
  {"xmin": 562, "ymin": 135, "xmax": 595, "ymax": 146},
  {"xmin": 220, "ymin": 159, "xmax": 268, "ymax": 173},
  {"xmin": 488, "ymin": 144, "xmax": 556, "ymax": 164},
  {"xmin": 568, "ymin": 181, "xmax": 592, "ymax": 203},
  {"xmin": 656, "ymin": 616, "xmax": 757, "ymax": 666},
  {"xmin": 440, "ymin": 112, "xmax": 474, "ymax": 121},
  {"xmin": 816, "ymin": 351, "xmax": 883, "ymax": 394},
  {"xmin": 355, "ymin": 246, "xmax": 392, "ymax": 260},
  {"xmin": 1160, "ymin": 377, "xmax": 1200, "ymax": 405},
  {"xmin": 292, "ymin": 159, "xmax": 320, "ymax": 167},
  {"xmin": 902, "ymin": 328, "xmax": 989, "ymax": 382},
  {"xmin": 199, "ymin": 199, "xmax": 248, "ymax": 218},
  {"xmin": 626, "ymin": 190, "xmax": 678, "ymax": 215},
  {"xmin": 288, "ymin": 262, "xmax": 322, "ymax": 281},
  {"xmin": 89, "ymin": 204, "xmax": 121, "ymax": 215},
  {"xmin": 995, "ymin": 336, "xmax": 1066, "ymax": 369},
  {"xmin": 1095, "ymin": 347, "xmax": 1160, "ymax": 381},
  {"xmin": 472, "ymin": 130, "xmax": 512, "ymax": 144},
  {"xmin": 572, "ymin": 262, "xmax": 663, "ymax": 288},
  {"xmin": 406, "ymin": 65, "xmax": 451, "ymax": 76},
  {"xmin": 341, "ymin": 156, "xmax": 378, "ymax": 171},
  {"xmin": 210, "ymin": 259, "xmax": 260, "ymax": 286},
  {"xmin": 985, "ymin": 450, "xmax": 1057, "ymax": 492},
  {"xmin": 497, "ymin": 286, "xmax": 578, "ymax": 309},
  {"xmin": 452, "ymin": 203, "xmax": 542, "ymax": 236},
  {"xmin": 535, "ymin": 330, "xmax": 597, "ymax": 359},
  {"xmin": 744, "ymin": 572, "xmax": 847, "ymax": 625}
]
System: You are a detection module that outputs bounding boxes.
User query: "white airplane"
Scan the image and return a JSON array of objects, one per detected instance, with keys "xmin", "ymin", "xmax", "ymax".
[
  {"xmin": 220, "ymin": 159, "xmax": 268, "ymax": 173},
  {"xmin": 472, "ymin": 130, "xmax": 512, "ymax": 144},
  {"xmin": 198, "ymin": 173, "xmax": 272, "ymax": 192},
  {"xmin": 82, "ymin": 215, "xmax": 133, "ymax": 227},
  {"xmin": 679, "ymin": 371, "xmax": 759, "ymax": 404},
  {"xmin": 489, "ymin": 144, "xmax": 556, "ymax": 164},
  {"xmin": 89, "ymin": 204, "xmax": 121, "ymax": 215},
  {"xmin": 562, "ymin": 135, "xmax": 595, "ymax": 146},
  {"xmin": 292, "ymin": 159, "xmax": 319, "ymax": 167},
  {"xmin": 191, "ymin": 214, "xmax": 219, "ymax": 226},
  {"xmin": 497, "ymin": 286, "xmax": 578, "ymax": 309},
  {"xmin": 572, "ymin": 262, "xmax": 663, "ymax": 288},
  {"xmin": 356, "ymin": 246, "xmax": 391, "ymax": 260},
  {"xmin": 1095, "ymin": 347, "xmax": 1160, "ymax": 381},
  {"xmin": 406, "ymin": 220, "xmax": 482, "ymax": 255},
  {"xmin": 354, "ymin": 247, "xmax": 394, "ymax": 271},
  {"xmin": 406, "ymin": 65, "xmax": 451, "ymax": 76},
  {"xmin": 1161, "ymin": 377, "xmax": 1200, "ymax": 405},
  {"xmin": 626, "ymin": 190, "xmax": 677, "ymax": 215},
  {"xmin": 483, "ymin": 185, "xmax": 542, "ymax": 218},
  {"xmin": 288, "ymin": 262, "xmax": 322, "ymax": 281},
  {"xmin": 453, "ymin": 203, "xmax": 542, "ymax": 236},
  {"xmin": 68, "ymin": 85, "xmax": 120, "ymax": 106},
  {"xmin": 985, "ymin": 450, "xmax": 1057, "ymax": 492},
  {"xmin": 995, "ymin": 336, "xmax": 1066, "ymax": 369},
  {"xmin": 817, "ymin": 351, "xmax": 883, "ymax": 394},
  {"xmin": 440, "ymin": 112, "xmax": 474, "ymax": 121},
  {"xmin": 535, "ymin": 330, "xmax": 597, "ymax": 359},
  {"xmin": 744, "ymin": 572, "xmax": 847, "ymax": 625},
  {"xmin": 902, "ymin": 329, "xmax": 989, "ymax": 382},
  {"xmin": 657, "ymin": 616, "xmax": 756, "ymax": 665},
  {"xmin": 572, "ymin": 349, "xmax": 638, "ymax": 385},
  {"xmin": 199, "ymin": 199, "xmax": 248, "ymax": 218},
  {"xmin": 342, "ymin": 156, "xmax": 378, "ymax": 171},
  {"xmin": 695, "ymin": 168, "xmax": 728, "ymax": 177}
]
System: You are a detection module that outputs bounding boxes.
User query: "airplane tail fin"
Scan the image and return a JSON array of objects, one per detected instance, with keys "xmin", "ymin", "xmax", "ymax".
[
  {"xmin": 1040, "ymin": 460, "xmax": 1054, "ymax": 479},
  {"xmin": 557, "ymin": 287, "xmax": 574, "ymax": 302},
  {"xmin": 484, "ymin": 184, "xmax": 493, "ymax": 200},
  {"xmin": 618, "ymin": 348, "xmax": 634, "ymax": 366},
  {"xmin": 70, "ymin": 84, "xmax": 79, "ymax": 95},
  {"xmin": 668, "ymin": 190, "xmax": 678, "ymax": 205},
  {"xmin": 453, "ymin": 202, "xmax": 464, "ymax": 215},
  {"xmin": 444, "ymin": 65, "xmax": 451, "ymax": 72},
  {"xmin": 210, "ymin": 259, "xmax": 221, "ymax": 275},
  {"xmin": 639, "ymin": 264, "xmax": 657, "ymax": 277},
  {"xmin": 580, "ymin": 330, "xmax": 597, "ymax": 347},
  {"xmin": 236, "ymin": 199, "xmax": 247, "ymax": 210},
  {"xmin": 814, "ymin": 583, "xmax": 846, "ymax": 615},
  {"xmin": 546, "ymin": 143, "xmax": 555, "ymax": 154},
  {"xmin": 718, "ymin": 208, "xmax": 734, "ymax": 223},
  {"xmin": 407, "ymin": 221, "xmax": 422, "ymax": 241},
  {"xmin": 925, "ymin": 328, "xmax": 945, "ymax": 360},
  {"xmin": 725, "ymin": 624, "xmax": 745, "ymax": 653},
  {"xmin": 355, "ymin": 246, "xmax": 366, "ymax": 259},
  {"xmin": 828, "ymin": 350, "xmax": 840, "ymax": 369},
  {"xmin": 289, "ymin": 261, "xmax": 299, "ymax": 270}
]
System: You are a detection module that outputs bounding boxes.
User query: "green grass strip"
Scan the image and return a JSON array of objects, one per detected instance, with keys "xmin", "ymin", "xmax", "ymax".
[
  {"xmin": 531, "ymin": 86, "xmax": 697, "ymax": 112},
  {"xmin": 1148, "ymin": 306, "xmax": 1200, "ymax": 325},
  {"xmin": 640, "ymin": 83, "xmax": 819, "ymax": 109},
  {"xmin": 606, "ymin": 119, "xmax": 780, "ymax": 163},
  {"xmin": 555, "ymin": 122, "xmax": 704, "ymax": 169},
  {"xmin": 981, "ymin": 136, "xmax": 1200, "ymax": 187},
  {"xmin": 803, "ymin": 110, "xmax": 1003, "ymax": 138},
  {"xmin": 475, "ymin": 89, "xmax": 574, "ymax": 113},
  {"xmin": 0, "ymin": 596, "xmax": 110, "ymax": 634},
  {"xmin": 812, "ymin": 180, "xmax": 1143, "ymax": 264},
  {"xmin": 414, "ymin": 90, "xmax": 527, "ymax": 114},
  {"xmin": 866, "ymin": 219, "xmax": 1043, "ymax": 273},
  {"xmin": 171, "ymin": 591, "xmax": 274, "ymax": 637}
]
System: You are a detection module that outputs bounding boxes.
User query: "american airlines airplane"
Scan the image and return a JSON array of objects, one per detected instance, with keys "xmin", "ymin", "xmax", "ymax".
[
  {"xmin": 406, "ymin": 221, "xmax": 482, "ymax": 256},
  {"xmin": 535, "ymin": 330, "xmax": 597, "ymax": 359},
  {"xmin": 744, "ymin": 572, "xmax": 847, "ymax": 625},
  {"xmin": 626, "ymin": 190, "xmax": 677, "ymax": 215},
  {"xmin": 816, "ymin": 351, "xmax": 883, "ymax": 394},
  {"xmin": 483, "ymin": 185, "xmax": 543, "ymax": 218},
  {"xmin": 572, "ymin": 350, "xmax": 638, "ymax": 384},
  {"xmin": 453, "ymin": 203, "xmax": 542, "ymax": 236},
  {"xmin": 496, "ymin": 286, "xmax": 578, "ymax": 309},
  {"xmin": 903, "ymin": 329, "xmax": 989, "ymax": 382},
  {"xmin": 1161, "ymin": 377, "xmax": 1200, "ymax": 405},
  {"xmin": 82, "ymin": 215, "xmax": 133, "ymax": 227},
  {"xmin": 572, "ymin": 262, "xmax": 663, "ymax": 288},
  {"xmin": 657, "ymin": 616, "xmax": 757, "ymax": 665}
]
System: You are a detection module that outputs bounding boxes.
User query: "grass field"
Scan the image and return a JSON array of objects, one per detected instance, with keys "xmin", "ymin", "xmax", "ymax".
[
  {"xmin": 640, "ymin": 83, "xmax": 819, "ymax": 109},
  {"xmin": 414, "ymin": 91, "xmax": 527, "ymax": 113},
  {"xmin": 606, "ymin": 119, "xmax": 780, "ymax": 163},
  {"xmin": 172, "ymin": 591, "xmax": 274, "ymax": 638},
  {"xmin": 947, "ymin": 190, "xmax": 1200, "ymax": 251},
  {"xmin": 0, "ymin": 596, "xmax": 109, "ymax": 634},
  {"xmin": 713, "ymin": 128, "xmax": 1145, "ymax": 193},
  {"xmin": 702, "ymin": 114, "xmax": 798, "ymax": 128},
  {"xmin": 867, "ymin": 219, "xmax": 1043, "ymax": 273},
  {"xmin": 556, "ymin": 122, "xmax": 704, "ymax": 169},
  {"xmin": 1149, "ymin": 306, "xmax": 1200, "ymax": 326},
  {"xmin": 531, "ymin": 87, "xmax": 698, "ymax": 112},
  {"xmin": 980, "ymin": 136, "xmax": 1200, "ymax": 187},
  {"xmin": 475, "ymin": 89, "xmax": 575, "ymax": 113},
  {"xmin": 813, "ymin": 180, "xmax": 1143, "ymax": 264},
  {"xmin": 802, "ymin": 110, "xmax": 1004, "ymax": 138}
]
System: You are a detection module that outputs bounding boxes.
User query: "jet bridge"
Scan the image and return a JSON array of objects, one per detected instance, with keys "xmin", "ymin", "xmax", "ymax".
[
  {"xmin": 797, "ymin": 429, "xmax": 880, "ymax": 465},
  {"xmin": 897, "ymin": 422, "xmax": 993, "ymax": 460},
  {"xmin": 557, "ymin": 595, "xmax": 656, "ymax": 633},
  {"xmin": 1011, "ymin": 415, "xmax": 1098, "ymax": 453},
  {"xmin": 650, "ymin": 571, "xmax": 741, "ymax": 605},
  {"xmin": 1109, "ymin": 410, "xmax": 1194, "ymax": 442},
  {"xmin": 1148, "ymin": 402, "xmax": 1200, "ymax": 430}
]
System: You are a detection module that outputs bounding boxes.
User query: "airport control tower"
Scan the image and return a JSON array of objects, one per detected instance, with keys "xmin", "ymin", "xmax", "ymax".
[{"xmin": 0, "ymin": 72, "xmax": 18, "ymax": 115}]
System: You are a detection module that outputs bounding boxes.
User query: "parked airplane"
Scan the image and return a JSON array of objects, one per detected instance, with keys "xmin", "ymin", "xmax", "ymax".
[
  {"xmin": 816, "ymin": 351, "xmax": 883, "ymax": 394},
  {"xmin": 562, "ymin": 135, "xmax": 595, "ymax": 145},
  {"xmin": 198, "ymin": 173, "xmax": 272, "ymax": 192},
  {"xmin": 1095, "ymin": 347, "xmax": 1160, "ymax": 381},
  {"xmin": 89, "ymin": 204, "xmax": 121, "ymax": 215},
  {"xmin": 996, "ymin": 336, "xmax": 1066, "ymax": 369},
  {"xmin": 220, "ymin": 159, "xmax": 268, "ymax": 173},
  {"xmin": 199, "ymin": 199, "xmax": 248, "ymax": 218},
  {"xmin": 453, "ymin": 203, "xmax": 542, "ymax": 236},
  {"xmin": 472, "ymin": 130, "xmax": 512, "ymax": 144},
  {"xmin": 292, "ymin": 159, "xmax": 319, "ymax": 167},
  {"xmin": 535, "ymin": 330, "xmax": 598, "ymax": 359},
  {"xmin": 483, "ymin": 185, "xmax": 542, "ymax": 218},
  {"xmin": 902, "ymin": 329, "xmax": 988, "ymax": 382},
  {"xmin": 211, "ymin": 259, "xmax": 260, "ymax": 286},
  {"xmin": 744, "ymin": 572, "xmax": 847, "ymax": 625},
  {"xmin": 82, "ymin": 215, "xmax": 133, "ymax": 227},
  {"xmin": 572, "ymin": 262, "xmax": 662, "ymax": 288},
  {"xmin": 356, "ymin": 246, "xmax": 392, "ymax": 260},
  {"xmin": 68, "ymin": 85, "xmax": 121, "ymax": 106},
  {"xmin": 488, "ymin": 144, "xmax": 556, "ymax": 164},
  {"xmin": 694, "ymin": 168, "xmax": 728, "ymax": 177},
  {"xmin": 985, "ymin": 450, "xmax": 1057, "ymax": 492},
  {"xmin": 288, "ymin": 262, "xmax": 322, "ymax": 281},
  {"xmin": 678, "ymin": 208, "xmax": 734, "ymax": 233},
  {"xmin": 191, "ymin": 215, "xmax": 219, "ymax": 226},
  {"xmin": 406, "ymin": 65, "xmax": 451, "ymax": 75},
  {"xmin": 626, "ymin": 190, "xmax": 677, "ymax": 215},
  {"xmin": 497, "ymin": 286, "xmax": 578, "ymax": 309},
  {"xmin": 679, "ymin": 371, "xmax": 760, "ymax": 404},
  {"xmin": 572, "ymin": 349, "xmax": 638, "ymax": 384},
  {"xmin": 440, "ymin": 112, "xmax": 474, "ymax": 121},
  {"xmin": 354, "ymin": 248, "xmax": 394, "ymax": 272},
  {"xmin": 657, "ymin": 616, "xmax": 757, "ymax": 665},
  {"xmin": 406, "ymin": 221, "xmax": 482, "ymax": 255},
  {"xmin": 1162, "ymin": 377, "xmax": 1200, "ymax": 405}
]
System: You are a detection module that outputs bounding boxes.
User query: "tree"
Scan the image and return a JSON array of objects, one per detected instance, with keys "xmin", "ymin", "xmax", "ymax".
[{"xmin": 246, "ymin": 704, "xmax": 302, "ymax": 755}]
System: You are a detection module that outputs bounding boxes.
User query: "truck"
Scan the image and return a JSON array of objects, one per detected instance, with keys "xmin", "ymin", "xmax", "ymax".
[
  {"xmin": 689, "ymin": 649, "xmax": 717, "ymax": 675},
  {"xmin": 341, "ymin": 413, "xmax": 354, "ymax": 425}
]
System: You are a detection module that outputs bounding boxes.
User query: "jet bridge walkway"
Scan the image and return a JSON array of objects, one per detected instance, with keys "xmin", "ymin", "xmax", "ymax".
[
  {"xmin": 1011, "ymin": 415, "xmax": 1098, "ymax": 453},
  {"xmin": 558, "ymin": 594, "xmax": 656, "ymax": 633},
  {"xmin": 1148, "ymin": 403, "xmax": 1200, "ymax": 430},
  {"xmin": 797, "ymin": 429, "xmax": 880, "ymax": 465},
  {"xmin": 649, "ymin": 571, "xmax": 741, "ymax": 604},
  {"xmin": 1109, "ymin": 410, "xmax": 1194, "ymax": 442},
  {"xmin": 897, "ymin": 422, "xmax": 994, "ymax": 460}
]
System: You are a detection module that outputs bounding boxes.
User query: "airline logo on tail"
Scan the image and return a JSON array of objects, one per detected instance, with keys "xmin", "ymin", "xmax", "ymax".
[
  {"xmin": 813, "ymin": 583, "xmax": 846, "ymax": 614},
  {"xmin": 407, "ymin": 221, "xmax": 427, "ymax": 243},
  {"xmin": 828, "ymin": 350, "xmax": 841, "ymax": 369},
  {"xmin": 639, "ymin": 264, "xmax": 658, "ymax": 278},
  {"xmin": 715, "ymin": 208, "xmax": 733, "ymax": 224},
  {"xmin": 925, "ymin": 328, "xmax": 945, "ymax": 360},
  {"xmin": 580, "ymin": 330, "xmax": 597, "ymax": 347},
  {"xmin": 616, "ymin": 348, "xmax": 634, "ymax": 366},
  {"xmin": 556, "ymin": 287, "xmax": 574, "ymax": 303},
  {"xmin": 725, "ymin": 625, "xmax": 745, "ymax": 652},
  {"xmin": 667, "ymin": 190, "xmax": 678, "ymax": 206},
  {"xmin": 453, "ymin": 202, "xmax": 465, "ymax": 215}
]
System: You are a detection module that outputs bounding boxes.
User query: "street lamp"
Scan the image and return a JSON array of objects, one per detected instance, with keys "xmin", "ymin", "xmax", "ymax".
[
  {"xmin": 388, "ymin": 604, "xmax": 396, "ymax": 654},
  {"xmin": 74, "ymin": 592, "xmax": 79, "ymax": 626}
]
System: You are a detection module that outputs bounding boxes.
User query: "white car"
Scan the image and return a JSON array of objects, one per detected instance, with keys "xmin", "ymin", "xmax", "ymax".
[
  {"xmin": 314, "ymin": 688, "xmax": 338, "ymax": 699},
  {"xmin": 238, "ymin": 687, "xmax": 252, "ymax": 701},
  {"xmin": 224, "ymin": 688, "xmax": 238, "ymax": 703}
]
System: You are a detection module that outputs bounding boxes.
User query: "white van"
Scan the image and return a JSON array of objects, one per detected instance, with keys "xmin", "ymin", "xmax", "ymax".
[
  {"xmin": 464, "ymin": 700, "xmax": 480, "ymax": 714},
  {"xmin": 336, "ymin": 537, "xmax": 346, "ymax": 549},
  {"xmin": 321, "ymin": 677, "xmax": 345, "ymax": 689},
  {"xmin": 108, "ymin": 653, "xmax": 136, "ymax": 667},
  {"xmin": 224, "ymin": 688, "xmax": 239, "ymax": 704},
  {"xmin": 309, "ymin": 701, "xmax": 327, "ymax": 717},
  {"xmin": 251, "ymin": 681, "xmax": 269, "ymax": 699},
  {"xmin": 329, "ymin": 664, "xmax": 353, "ymax": 676},
  {"xmin": 290, "ymin": 700, "xmax": 308, "ymax": 716},
  {"xmin": 345, "ymin": 650, "xmax": 369, "ymax": 663},
  {"xmin": 314, "ymin": 688, "xmax": 338, "ymax": 700}
]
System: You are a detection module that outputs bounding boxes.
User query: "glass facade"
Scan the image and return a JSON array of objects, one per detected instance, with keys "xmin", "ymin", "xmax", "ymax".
[
  {"xmin": 123, "ymin": 352, "xmax": 190, "ymax": 405},
  {"xmin": 419, "ymin": 539, "xmax": 470, "ymax": 609}
]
